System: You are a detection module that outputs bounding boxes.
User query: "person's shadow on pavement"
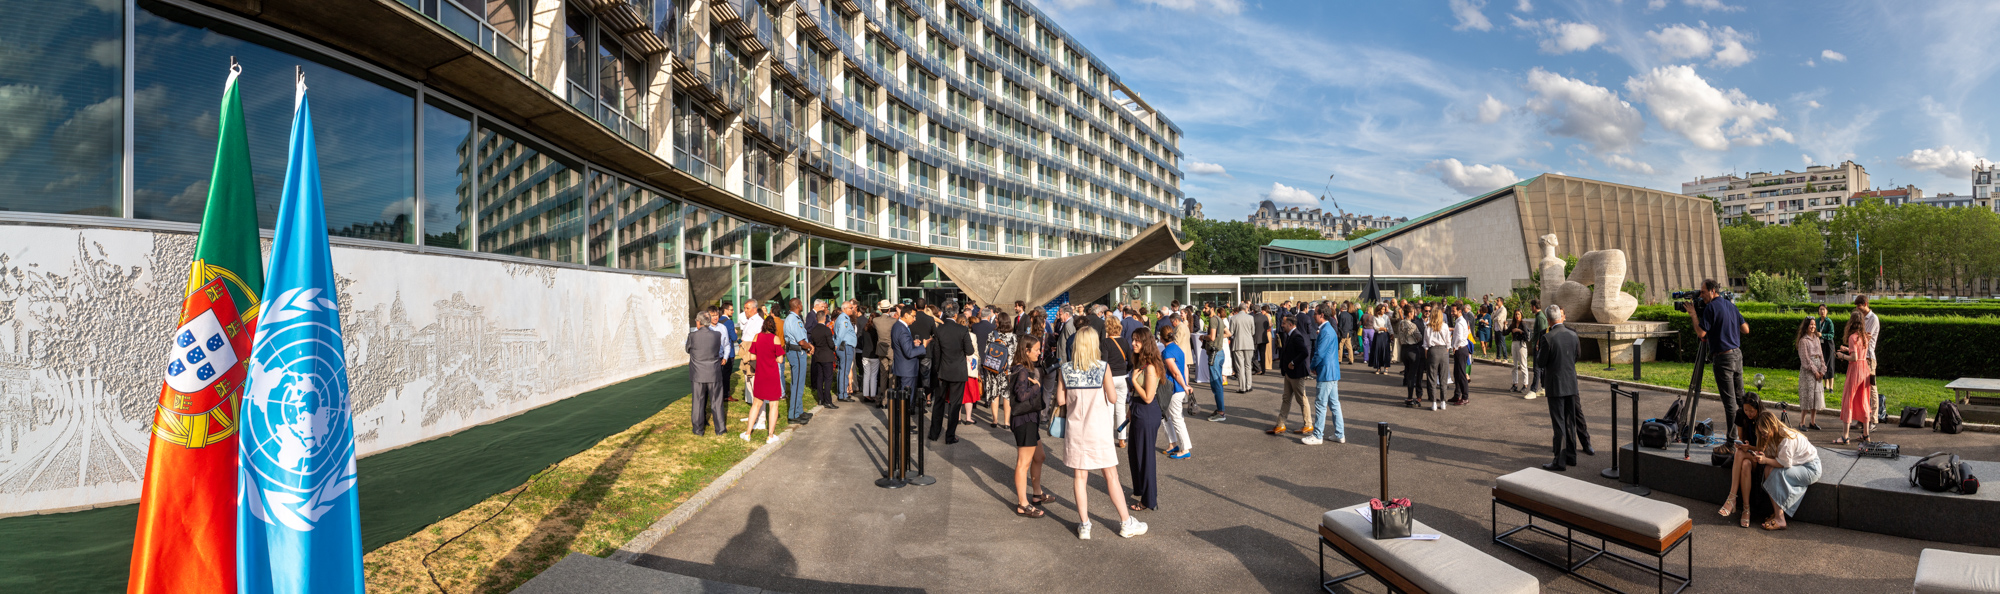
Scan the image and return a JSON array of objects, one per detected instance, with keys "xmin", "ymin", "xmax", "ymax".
[{"xmin": 716, "ymin": 505, "xmax": 797, "ymax": 577}]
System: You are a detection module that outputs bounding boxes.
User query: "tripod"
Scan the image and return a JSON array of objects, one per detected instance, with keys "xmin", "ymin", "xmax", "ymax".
[{"xmin": 1678, "ymin": 342, "xmax": 1710, "ymax": 461}]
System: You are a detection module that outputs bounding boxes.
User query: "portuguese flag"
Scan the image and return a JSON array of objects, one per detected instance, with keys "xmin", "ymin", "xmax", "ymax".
[{"xmin": 129, "ymin": 64, "xmax": 264, "ymax": 594}]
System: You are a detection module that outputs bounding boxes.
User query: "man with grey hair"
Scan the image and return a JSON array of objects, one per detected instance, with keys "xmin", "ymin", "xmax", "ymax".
[
  {"xmin": 1227, "ymin": 303, "xmax": 1257, "ymax": 393},
  {"xmin": 1535, "ymin": 304, "xmax": 1587, "ymax": 471}
]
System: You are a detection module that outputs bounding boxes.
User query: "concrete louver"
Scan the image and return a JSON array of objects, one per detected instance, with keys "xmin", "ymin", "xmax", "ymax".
[{"xmin": 933, "ymin": 221, "xmax": 1191, "ymax": 307}]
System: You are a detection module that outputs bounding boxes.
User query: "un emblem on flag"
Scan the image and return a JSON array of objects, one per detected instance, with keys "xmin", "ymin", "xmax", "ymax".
[{"xmin": 243, "ymin": 287, "xmax": 355, "ymax": 532}]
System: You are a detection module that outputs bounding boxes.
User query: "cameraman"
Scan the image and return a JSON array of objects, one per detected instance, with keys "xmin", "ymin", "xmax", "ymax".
[{"xmin": 1684, "ymin": 279, "xmax": 1751, "ymax": 440}]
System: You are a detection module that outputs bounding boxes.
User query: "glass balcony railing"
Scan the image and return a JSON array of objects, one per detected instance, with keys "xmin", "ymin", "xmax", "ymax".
[
  {"xmin": 889, "ymin": 225, "xmax": 918, "ymax": 243},
  {"xmin": 744, "ymin": 183, "xmax": 780, "ymax": 209},
  {"xmin": 801, "ymin": 200, "xmax": 834, "ymax": 224},
  {"xmin": 676, "ymin": 147, "xmax": 722, "ymax": 186},
  {"xmin": 405, "ymin": 0, "xmax": 529, "ymax": 75}
]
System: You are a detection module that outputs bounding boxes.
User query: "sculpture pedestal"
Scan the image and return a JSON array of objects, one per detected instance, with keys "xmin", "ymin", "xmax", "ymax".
[{"xmin": 1566, "ymin": 321, "xmax": 1670, "ymax": 364}]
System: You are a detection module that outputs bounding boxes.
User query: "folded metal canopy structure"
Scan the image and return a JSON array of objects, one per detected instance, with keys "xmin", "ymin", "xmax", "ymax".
[{"xmin": 933, "ymin": 220, "xmax": 1191, "ymax": 307}]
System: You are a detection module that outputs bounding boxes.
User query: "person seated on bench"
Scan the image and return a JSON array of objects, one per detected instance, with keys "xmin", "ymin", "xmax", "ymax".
[
  {"xmin": 1718, "ymin": 399, "xmax": 1769, "ymax": 528},
  {"xmin": 1745, "ymin": 412, "xmax": 1820, "ymax": 531}
]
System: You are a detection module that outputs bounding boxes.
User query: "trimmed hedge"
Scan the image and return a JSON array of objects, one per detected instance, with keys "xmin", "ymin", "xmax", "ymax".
[{"xmin": 1629, "ymin": 305, "xmax": 2000, "ymax": 380}]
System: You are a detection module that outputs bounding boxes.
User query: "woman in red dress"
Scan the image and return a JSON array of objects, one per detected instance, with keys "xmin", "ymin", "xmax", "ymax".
[
  {"xmin": 1836, "ymin": 315, "xmax": 1874, "ymax": 445},
  {"xmin": 744, "ymin": 315, "xmax": 786, "ymax": 443}
]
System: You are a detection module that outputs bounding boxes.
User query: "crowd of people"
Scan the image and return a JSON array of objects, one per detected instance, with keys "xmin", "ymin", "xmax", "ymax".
[{"xmin": 674, "ymin": 279, "xmax": 1887, "ymax": 539}]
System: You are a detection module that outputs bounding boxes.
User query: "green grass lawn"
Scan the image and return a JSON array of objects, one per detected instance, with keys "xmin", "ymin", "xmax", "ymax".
[{"xmin": 1475, "ymin": 352, "xmax": 1954, "ymax": 414}]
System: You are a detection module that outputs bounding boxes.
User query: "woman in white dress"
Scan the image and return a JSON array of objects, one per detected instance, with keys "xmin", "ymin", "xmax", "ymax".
[{"xmin": 1057, "ymin": 326, "xmax": 1147, "ymax": 540}]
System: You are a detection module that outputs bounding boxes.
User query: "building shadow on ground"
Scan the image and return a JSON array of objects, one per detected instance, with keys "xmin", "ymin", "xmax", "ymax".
[
  {"xmin": 474, "ymin": 424, "xmax": 655, "ymax": 592},
  {"xmin": 631, "ymin": 506, "xmax": 927, "ymax": 594}
]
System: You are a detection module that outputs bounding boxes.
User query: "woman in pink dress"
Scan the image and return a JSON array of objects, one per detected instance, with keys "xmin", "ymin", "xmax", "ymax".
[
  {"xmin": 1056, "ymin": 326, "xmax": 1148, "ymax": 540},
  {"xmin": 1835, "ymin": 315, "xmax": 1873, "ymax": 445},
  {"xmin": 743, "ymin": 316, "xmax": 786, "ymax": 443}
]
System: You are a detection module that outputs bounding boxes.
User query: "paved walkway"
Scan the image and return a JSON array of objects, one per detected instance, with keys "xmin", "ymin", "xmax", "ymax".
[{"xmin": 625, "ymin": 361, "xmax": 2000, "ymax": 593}]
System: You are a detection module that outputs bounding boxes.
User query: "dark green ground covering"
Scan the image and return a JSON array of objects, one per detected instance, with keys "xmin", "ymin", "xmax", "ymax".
[{"xmin": 0, "ymin": 365, "xmax": 688, "ymax": 593}]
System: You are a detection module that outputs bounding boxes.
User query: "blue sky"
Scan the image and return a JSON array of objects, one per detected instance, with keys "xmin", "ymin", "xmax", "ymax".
[{"xmin": 1037, "ymin": 0, "xmax": 2000, "ymax": 221}]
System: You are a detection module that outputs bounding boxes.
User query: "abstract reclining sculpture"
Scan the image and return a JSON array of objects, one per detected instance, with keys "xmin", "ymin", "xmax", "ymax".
[{"xmin": 1538, "ymin": 234, "xmax": 1638, "ymax": 325}]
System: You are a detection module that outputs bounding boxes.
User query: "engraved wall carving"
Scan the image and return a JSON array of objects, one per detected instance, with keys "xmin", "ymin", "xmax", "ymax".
[{"xmin": 0, "ymin": 225, "xmax": 688, "ymax": 516}]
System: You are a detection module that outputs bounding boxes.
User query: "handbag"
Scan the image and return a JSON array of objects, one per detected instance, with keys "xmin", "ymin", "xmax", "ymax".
[
  {"xmin": 1371, "ymin": 498, "xmax": 1412, "ymax": 539},
  {"xmin": 1047, "ymin": 405, "xmax": 1067, "ymax": 439},
  {"xmin": 1900, "ymin": 407, "xmax": 1928, "ymax": 429},
  {"xmin": 1710, "ymin": 444, "xmax": 1734, "ymax": 467}
]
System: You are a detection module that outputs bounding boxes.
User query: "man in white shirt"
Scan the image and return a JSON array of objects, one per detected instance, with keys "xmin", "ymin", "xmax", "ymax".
[{"xmin": 1452, "ymin": 303, "xmax": 1473, "ymax": 404}]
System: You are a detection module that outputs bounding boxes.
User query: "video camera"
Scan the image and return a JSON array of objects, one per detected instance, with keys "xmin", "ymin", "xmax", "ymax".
[{"xmin": 1671, "ymin": 289, "xmax": 1734, "ymax": 312}]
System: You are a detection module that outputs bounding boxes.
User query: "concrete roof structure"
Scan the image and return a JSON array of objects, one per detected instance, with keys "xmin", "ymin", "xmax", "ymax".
[
  {"xmin": 1262, "ymin": 174, "xmax": 1728, "ymax": 303},
  {"xmin": 934, "ymin": 220, "xmax": 1191, "ymax": 307}
]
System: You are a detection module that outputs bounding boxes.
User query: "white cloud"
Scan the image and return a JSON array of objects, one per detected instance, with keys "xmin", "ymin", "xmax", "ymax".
[
  {"xmin": 1897, "ymin": 146, "xmax": 1988, "ymax": 179},
  {"xmin": 1683, "ymin": 0, "xmax": 1744, "ymax": 12},
  {"xmin": 1524, "ymin": 68, "xmax": 1645, "ymax": 154},
  {"xmin": 1450, "ymin": 0, "xmax": 1494, "ymax": 31},
  {"xmin": 1602, "ymin": 154, "xmax": 1656, "ymax": 174},
  {"xmin": 1511, "ymin": 17, "xmax": 1606, "ymax": 54},
  {"xmin": 1625, "ymin": 65, "xmax": 1787, "ymax": 151},
  {"xmin": 1477, "ymin": 94, "xmax": 1507, "ymax": 123},
  {"xmin": 1642, "ymin": 23, "xmax": 1754, "ymax": 68},
  {"xmin": 1263, "ymin": 182, "xmax": 1319, "ymax": 206},
  {"xmin": 1515, "ymin": 0, "xmax": 1533, "ymax": 11},
  {"xmin": 1185, "ymin": 160, "xmax": 1231, "ymax": 177},
  {"xmin": 1820, "ymin": 49, "xmax": 1847, "ymax": 62},
  {"xmin": 1427, "ymin": 159, "xmax": 1522, "ymax": 195}
]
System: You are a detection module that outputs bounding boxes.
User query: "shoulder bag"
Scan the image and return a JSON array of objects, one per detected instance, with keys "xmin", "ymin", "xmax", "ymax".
[{"xmin": 1047, "ymin": 405, "xmax": 1067, "ymax": 439}]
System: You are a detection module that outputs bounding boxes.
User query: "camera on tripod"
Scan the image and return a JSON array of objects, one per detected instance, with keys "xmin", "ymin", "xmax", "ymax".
[{"xmin": 1671, "ymin": 289, "xmax": 1734, "ymax": 311}]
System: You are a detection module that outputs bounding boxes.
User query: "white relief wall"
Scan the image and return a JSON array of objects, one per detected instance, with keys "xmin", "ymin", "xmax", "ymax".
[{"xmin": 0, "ymin": 224, "xmax": 688, "ymax": 516}]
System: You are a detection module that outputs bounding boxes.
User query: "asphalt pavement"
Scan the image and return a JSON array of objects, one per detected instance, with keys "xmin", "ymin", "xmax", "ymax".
[{"xmin": 623, "ymin": 359, "xmax": 2000, "ymax": 593}]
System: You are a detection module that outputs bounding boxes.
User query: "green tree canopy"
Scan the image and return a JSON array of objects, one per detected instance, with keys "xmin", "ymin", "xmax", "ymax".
[{"xmin": 1181, "ymin": 219, "xmax": 1326, "ymax": 275}]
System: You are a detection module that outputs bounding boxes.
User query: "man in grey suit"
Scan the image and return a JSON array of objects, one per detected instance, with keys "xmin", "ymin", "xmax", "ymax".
[
  {"xmin": 1228, "ymin": 304, "xmax": 1258, "ymax": 393},
  {"xmin": 686, "ymin": 308, "xmax": 727, "ymax": 436},
  {"xmin": 1536, "ymin": 305, "xmax": 1589, "ymax": 471}
]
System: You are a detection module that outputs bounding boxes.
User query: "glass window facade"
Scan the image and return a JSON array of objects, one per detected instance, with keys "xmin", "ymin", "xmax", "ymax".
[{"xmin": 0, "ymin": 1, "xmax": 122, "ymax": 216}]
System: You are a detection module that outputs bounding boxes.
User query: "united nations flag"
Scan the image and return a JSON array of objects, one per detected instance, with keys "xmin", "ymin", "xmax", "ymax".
[{"xmin": 237, "ymin": 73, "xmax": 363, "ymax": 594}]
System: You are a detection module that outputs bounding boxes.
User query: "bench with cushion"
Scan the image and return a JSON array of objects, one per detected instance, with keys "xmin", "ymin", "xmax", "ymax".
[
  {"xmin": 1318, "ymin": 503, "xmax": 1538, "ymax": 594},
  {"xmin": 1491, "ymin": 468, "xmax": 1693, "ymax": 594},
  {"xmin": 1915, "ymin": 549, "xmax": 2000, "ymax": 593}
]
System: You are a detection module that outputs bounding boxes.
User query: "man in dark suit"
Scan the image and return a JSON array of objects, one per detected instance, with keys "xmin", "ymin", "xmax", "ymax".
[
  {"xmin": 1012, "ymin": 300, "xmax": 1033, "ymax": 338},
  {"xmin": 927, "ymin": 311, "xmax": 976, "ymax": 444},
  {"xmin": 1271, "ymin": 316, "xmax": 1312, "ymax": 434},
  {"xmin": 910, "ymin": 299, "xmax": 937, "ymax": 412},
  {"xmin": 1535, "ymin": 304, "xmax": 1589, "ymax": 471},
  {"xmin": 970, "ymin": 307, "xmax": 996, "ymax": 361},
  {"xmin": 1252, "ymin": 305, "xmax": 1271, "ymax": 375},
  {"xmin": 808, "ymin": 313, "xmax": 839, "ymax": 410},
  {"xmin": 1294, "ymin": 301, "xmax": 1318, "ymax": 343},
  {"xmin": 686, "ymin": 308, "xmax": 727, "ymax": 436}
]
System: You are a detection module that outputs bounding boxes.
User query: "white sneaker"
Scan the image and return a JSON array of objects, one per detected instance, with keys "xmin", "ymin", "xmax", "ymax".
[
  {"xmin": 739, "ymin": 432, "xmax": 751, "ymax": 442},
  {"xmin": 766, "ymin": 434, "xmax": 780, "ymax": 444},
  {"xmin": 1301, "ymin": 436, "xmax": 1323, "ymax": 445},
  {"xmin": 1524, "ymin": 391, "xmax": 1539, "ymax": 400},
  {"xmin": 1078, "ymin": 522, "xmax": 1092, "ymax": 540},
  {"xmin": 1335, "ymin": 436, "xmax": 1346, "ymax": 444},
  {"xmin": 1119, "ymin": 517, "xmax": 1148, "ymax": 538}
]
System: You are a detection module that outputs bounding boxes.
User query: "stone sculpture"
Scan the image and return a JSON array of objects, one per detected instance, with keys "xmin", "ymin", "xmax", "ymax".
[{"xmin": 1536, "ymin": 234, "xmax": 1639, "ymax": 324}]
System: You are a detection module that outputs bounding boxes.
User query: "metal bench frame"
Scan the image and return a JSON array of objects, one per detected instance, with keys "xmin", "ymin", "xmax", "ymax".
[
  {"xmin": 1491, "ymin": 495, "xmax": 1692, "ymax": 594},
  {"xmin": 1317, "ymin": 524, "xmax": 1425, "ymax": 594}
]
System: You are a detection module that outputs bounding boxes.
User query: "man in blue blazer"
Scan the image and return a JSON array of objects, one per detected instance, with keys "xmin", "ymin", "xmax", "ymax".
[{"xmin": 1307, "ymin": 305, "xmax": 1344, "ymax": 445}]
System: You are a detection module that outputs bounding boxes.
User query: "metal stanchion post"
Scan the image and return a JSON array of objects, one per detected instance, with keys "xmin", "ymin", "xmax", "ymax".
[
  {"xmin": 1625, "ymin": 386, "xmax": 1650, "ymax": 496},
  {"xmin": 908, "ymin": 380, "xmax": 936, "ymax": 486},
  {"xmin": 1602, "ymin": 383, "xmax": 1621, "ymax": 481},
  {"xmin": 876, "ymin": 394, "xmax": 907, "ymax": 489},
  {"xmin": 1604, "ymin": 331, "xmax": 1618, "ymax": 371},
  {"xmin": 1632, "ymin": 338, "xmax": 1645, "ymax": 382}
]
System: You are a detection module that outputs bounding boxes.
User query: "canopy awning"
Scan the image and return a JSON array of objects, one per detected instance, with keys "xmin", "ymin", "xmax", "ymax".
[{"xmin": 932, "ymin": 220, "xmax": 1190, "ymax": 307}]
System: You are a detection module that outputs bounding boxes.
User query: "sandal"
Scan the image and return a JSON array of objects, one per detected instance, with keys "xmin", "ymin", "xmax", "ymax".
[
  {"xmin": 1129, "ymin": 503, "xmax": 1147, "ymax": 512},
  {"xmin": 1761, "ymin": 519, "xmax": 1787, "ymax": 531},
  {"xmin": 1718, "ymin": 495, "xmax": 1737, "ymax": 517},
  {"xmin": 1030, "ymin": 491, "xmax": 1055, "ymax": 505},
  {"xmin": 1014, "ymin": 505, "xmax": 1045, "ymax": 518},
  {"xmin": 1833, "ymin": 437, "xmax": 1850, "ymax": 445},
  {"xmin": 1740, "ymin": 515, "xmax": 1751, "ymax": 528}
]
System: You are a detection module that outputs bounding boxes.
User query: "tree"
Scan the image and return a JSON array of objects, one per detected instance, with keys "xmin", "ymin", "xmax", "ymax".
[
  {"xmin": 1721, "ymin": 218, "xmax": 1823, "ymax": 278},
  {"xmin": 1344, "ymin": 227, "xmax": 1383, "ymax": 241}
]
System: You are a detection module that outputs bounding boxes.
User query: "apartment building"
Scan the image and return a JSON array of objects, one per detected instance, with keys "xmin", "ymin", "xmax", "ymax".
[
  {"xmin": 1975, "ymin": 163, "xmax": 1998, "ymax": 212},
  {"xmin": 1681, "ymin": 160, "xmax": 1869, "ymax": 225},
  {"xmin": 1248, "ymin": 200, "xmax": 1407, "ymax": 238}
]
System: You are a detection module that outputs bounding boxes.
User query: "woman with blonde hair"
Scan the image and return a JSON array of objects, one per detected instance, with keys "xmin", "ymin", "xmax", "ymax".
[
  {"xmin": 1057, "ymin": 326, "xmax": 1146, "ymax": 539},
  {"xmin": 1749, "ymin": 411, "xmax": 1821, "ymax": 531},
  {"xmin": 1836, "ymin": 314, "xmax": 1874, "ymax": 445},
  {"xmin": 1423, "ymin": 304, "xmax": 1453, "ymax": 411}
]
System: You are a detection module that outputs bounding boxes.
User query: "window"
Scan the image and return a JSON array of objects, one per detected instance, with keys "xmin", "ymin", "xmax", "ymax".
[
  {"xmin": 412, "ymin": 0, "xmax": 529, "ymax": 72},
  {"xmin": 566, "ymin": 4, "xmax": 646, "ymax": 145},
  {"xmin": 673, "ymin": 94, "xmax": 725, "ymax": 184},
  {"xmin": 423, "ymin": 101, "xmax": 475, "ymax": 249},
  {"xmin": 137, "ymin": 6, "xmax": 415, "ymax": 240},
  {"xmin": 868, "ymin": 142, "xmax": 897, "ymax": 177},
  {"xmin": 1, "ymin": 0, "xmax": 122, "ymax": 216},
  {"xmin": 845, "ymin": 187, "xmax": 878, "ymax": 234},
  {"xmin": 889, "ymin": 202, "xmax": 918, "ymax": 242},
  {"xmin": 800, "ymin": 173, "xmax": 832, "ymax": 224},
  {"xmin": 949, "ymin": 174, "xmax": 975, "ymax": 204},
  {"xmin": 930, "ymin": 214, "xmax": 959, "ymax": 247},
  {"xmin": 477, "ymin": 124, "xmax": 583, "ymax": 262},
  {"xmin": 824, "ymin": 119, "xmax": 854, "ymax": 162},
  {"xmin": 865, "ymin": 34, "xmax": 894, "ymax": 71},
  {"xmin": 609, "ymin": 183, "xmax": 681, "ymax": 274},
  {"xmin": 744, "ymin": 143, "xmax": 782, "ymax": 207},
  {"xmin": 927, "ymin": 121, "xmax": 955, "ymax": 153}
]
